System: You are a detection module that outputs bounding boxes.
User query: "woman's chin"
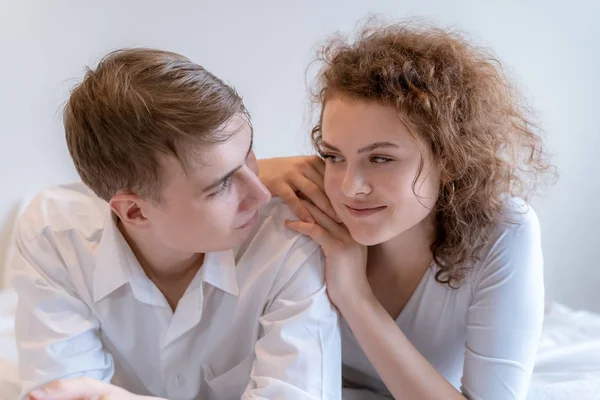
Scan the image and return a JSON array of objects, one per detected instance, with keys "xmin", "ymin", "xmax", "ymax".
[{"xmin": 348, "ymin": 229, "xmax": 387, "ymax": 247}]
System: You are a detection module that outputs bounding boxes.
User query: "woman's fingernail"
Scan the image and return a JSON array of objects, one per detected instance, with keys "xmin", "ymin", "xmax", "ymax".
[{"xmin": 29, "ymin": 390, "xmax": 46, "ymax": 399}]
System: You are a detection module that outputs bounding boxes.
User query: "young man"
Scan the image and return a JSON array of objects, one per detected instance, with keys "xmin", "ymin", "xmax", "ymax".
[{"xmin": 11, "ymin": 48, "xmax": 340, "ymax": 400}]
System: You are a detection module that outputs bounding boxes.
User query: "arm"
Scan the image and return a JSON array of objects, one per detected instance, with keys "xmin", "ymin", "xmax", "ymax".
[
  {"xmin": 10, "ymin": 227, "xmax": 114, "ymax": 399},
  {"xmin": 460, "ymin": 207, "xmax": 544, "ymax": 399},
  {"xmin": 338, "ymin": 288, "xmax": 465, "ymax": 400},
  {"xmin": 286, "ymin": 200, "xmax": 463, "ymax": 400},
  {"xmin": 242, "ymin": 247, "xmax": 342, "ymax": 399}
]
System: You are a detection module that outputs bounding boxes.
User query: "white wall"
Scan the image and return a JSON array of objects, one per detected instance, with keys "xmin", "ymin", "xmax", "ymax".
[{"xmin": 1, "ymin": 0, "xmax": 598, "ymax": 311}]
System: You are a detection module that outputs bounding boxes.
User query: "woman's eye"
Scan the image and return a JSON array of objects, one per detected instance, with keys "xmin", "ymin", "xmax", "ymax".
[
  {"xmin": 321, "ymin": 153, "xmax": 343, "ymax": 163},
  {"xmin": 370, "ymin": 156, "xmax": 393, "ymax": 164}
]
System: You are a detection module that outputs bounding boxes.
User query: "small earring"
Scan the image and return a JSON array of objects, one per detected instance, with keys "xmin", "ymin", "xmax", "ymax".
[{"xmin": 446, "ymin": 181, "xmax": 456, "ymax": 201}]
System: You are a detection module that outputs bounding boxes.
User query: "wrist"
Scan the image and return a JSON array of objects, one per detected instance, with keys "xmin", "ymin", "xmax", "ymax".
[{"xmin": 332, "ymin": 279, "xmax": 375, "ymax": 315}]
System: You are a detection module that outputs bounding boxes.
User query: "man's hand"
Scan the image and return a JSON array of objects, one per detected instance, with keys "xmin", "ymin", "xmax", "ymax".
[{"xmin": 28, "ymin": 377, "xmax": 164, "ymax": 400}]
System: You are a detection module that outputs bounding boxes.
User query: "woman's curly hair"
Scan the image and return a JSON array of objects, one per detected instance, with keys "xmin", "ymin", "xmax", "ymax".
[{"xmin": 310, "ymin": 20, "xmax": 556, "ymax": 288}]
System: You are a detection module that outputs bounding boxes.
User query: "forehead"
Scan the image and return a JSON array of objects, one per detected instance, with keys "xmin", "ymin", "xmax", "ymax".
[
  {"xmin": 193, "ymin": 115, "xmax": 251, "ymax": 164},
  {"xmin": 160, "ymin": 116, "xmax": 252, "ymax": 182},
  {"xmin": 321, "ymin": 96, "xmax": 419, "ymax": 148}
]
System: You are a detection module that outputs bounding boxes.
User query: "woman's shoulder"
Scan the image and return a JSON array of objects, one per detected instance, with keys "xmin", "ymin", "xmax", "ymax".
[
  {"xmin": 470, "ymin": 197, "xmax": 543, "ymax": 286},
  {"xmin": 499, "ymin": 196, "xmax": 539, "ymax": 226},
  {"xmin": 487, "ymin": 197, "xmax": 541, "ymax": 252}
]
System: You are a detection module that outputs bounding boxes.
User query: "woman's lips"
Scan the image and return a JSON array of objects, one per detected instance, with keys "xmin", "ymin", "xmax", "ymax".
[{"xmin": 344, "ymin": 204, "xmax": 388, "ymax": 218}]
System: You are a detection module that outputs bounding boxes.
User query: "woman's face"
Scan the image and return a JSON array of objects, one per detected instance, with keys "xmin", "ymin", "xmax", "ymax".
[{"xmin": 320, "ymin": 95, "xmax": 441, "ymax": 246}]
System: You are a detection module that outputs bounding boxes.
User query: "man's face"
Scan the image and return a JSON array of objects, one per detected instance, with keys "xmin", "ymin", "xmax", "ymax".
[{"xmin": 140, "ymin": 115, "xmax": 271, "ymax": 256}]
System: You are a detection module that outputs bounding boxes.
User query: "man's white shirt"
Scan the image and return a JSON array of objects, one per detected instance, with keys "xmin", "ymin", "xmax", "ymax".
[{"xmin": 11, "ymin": 182, "xmax": 341, "ymax": 400}]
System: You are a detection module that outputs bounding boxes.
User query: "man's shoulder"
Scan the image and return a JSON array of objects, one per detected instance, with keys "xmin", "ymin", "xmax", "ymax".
[
  {"xmin": 237, "ymin": 199, "xmax": 326, "ymax": 300},
  {"xmin": 17, "ymin": 181, "xmax": 107, "ymax": 241},
  {"xmin": 258, "ymin": 197, "xmax": 302, "ymax": 223},
  {"xmin": 237, "ymin": 198, "xmax": 322, "ymax": 268},
  {"xmin": 254, "ymin": 198, "xmax": 317, "ymax": 250}
]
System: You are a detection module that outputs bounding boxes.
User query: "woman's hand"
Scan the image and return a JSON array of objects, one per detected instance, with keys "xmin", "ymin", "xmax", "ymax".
[
  {"xmin": 28, "ymin": 377, "xmax": 162, "ymax": 400},
  {"xmin": 285, "ymin": 199, "xmax": 370, "ymax": 308},
  {"xmin": 257, "ymin": 156, "xmax": 339, "ymax": 223}
]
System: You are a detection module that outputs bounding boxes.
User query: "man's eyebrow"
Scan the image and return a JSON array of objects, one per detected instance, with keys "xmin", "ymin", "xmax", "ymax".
[
  {"xmin": 201, "ymin": 132, "xmax": 254, "ymax": 193},
  {"xmin": 321, "ymin": 140, "xmax": 399, "ymax": 154},
  {"xmin": 202, "ymin": 167, "xmax": 241, "ymax": 193}
]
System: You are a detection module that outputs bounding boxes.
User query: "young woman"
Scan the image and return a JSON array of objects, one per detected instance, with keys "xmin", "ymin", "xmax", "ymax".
[
  {"xmin": 259, "ymin": 21, "xmax": 554, "ymax": 400},
  {"xmin": 28, "ymin": 21, "xmax": 554, "ymax": 400}
]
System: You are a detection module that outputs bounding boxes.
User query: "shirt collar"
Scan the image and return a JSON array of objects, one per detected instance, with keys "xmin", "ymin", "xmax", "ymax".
[
  {"xmin": 93, "ymin": 210, "xmax": 240, "ymax": 303},
  {"xmin": 198, "ymin": 250, "xmax": 239, "ymax": 297},
  {"xmin": 92, "ymin": 210, "xmax": 130, "ymax": 303}
]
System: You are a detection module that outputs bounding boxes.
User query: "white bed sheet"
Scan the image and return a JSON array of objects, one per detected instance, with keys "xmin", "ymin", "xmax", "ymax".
[
  {"xmin": 526, "ymin": 302, "xmax": 600, "ymax": 400},
  {"xmin": 1, "ymin": 291, "xmax": 599, "ymax": 400}
]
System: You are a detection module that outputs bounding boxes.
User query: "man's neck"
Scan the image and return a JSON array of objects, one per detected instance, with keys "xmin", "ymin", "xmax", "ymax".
[{"xmin": 117, "ymin": 220, "xmax": 204, "ymax": 310}]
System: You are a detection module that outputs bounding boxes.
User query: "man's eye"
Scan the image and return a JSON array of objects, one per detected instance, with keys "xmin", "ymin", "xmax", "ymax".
[{"xmin": 210, "ymin": 177, "xmax": 233, "ymax": 197}]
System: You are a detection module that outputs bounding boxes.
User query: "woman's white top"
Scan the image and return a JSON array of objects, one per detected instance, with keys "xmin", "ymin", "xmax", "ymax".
[{"xmin": 342, "ymin": 198, "xmax": 544, "ymax": 400}]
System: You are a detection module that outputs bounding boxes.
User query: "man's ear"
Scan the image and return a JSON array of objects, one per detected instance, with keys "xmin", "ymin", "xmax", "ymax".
[{"xmin": 109, "ymin": 193, "xmax": 150, "ymax": 229}]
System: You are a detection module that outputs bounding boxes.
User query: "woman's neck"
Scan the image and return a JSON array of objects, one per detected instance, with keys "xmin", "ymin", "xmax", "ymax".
[
  {"xmin": 369, "ymin": 212, "xmax": 436, "ymax": 278},
  {"xmin": 364, "ymin": 212, "xmax": 437, "ymax": 319}
]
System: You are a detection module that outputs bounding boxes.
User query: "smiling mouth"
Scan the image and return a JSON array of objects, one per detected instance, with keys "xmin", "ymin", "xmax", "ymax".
[
  {"xmin": 235, "ymin": 211, "xmax": 259, "ymax": 229},
  {"xmin": 344, "ymin": 205, "xmax": 387, "ymax": 218}
]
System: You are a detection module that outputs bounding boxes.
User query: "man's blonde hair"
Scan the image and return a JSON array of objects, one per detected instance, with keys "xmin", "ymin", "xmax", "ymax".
[{"xmin": 64, "ymin": 48, "xmax": 248, "ymax": 202}]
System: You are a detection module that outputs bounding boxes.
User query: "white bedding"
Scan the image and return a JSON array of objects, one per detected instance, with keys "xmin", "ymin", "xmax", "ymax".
[
  {"xmin": 1, "ymin": 291, "xmax": 599, "ymax": 400},
  {"xmin": 526, "ymin": 303, "xmax": 600, "ymax": 399}
]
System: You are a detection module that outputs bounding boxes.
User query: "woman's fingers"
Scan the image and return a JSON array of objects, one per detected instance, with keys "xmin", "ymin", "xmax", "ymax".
[
  {"xmin": 285, "ymin": 220, "xmax": 341, "ymax": 255},
  {"xmin": 307, "ymin": 155, "xmax": 326, "ymax": 176},
  {"xmin": 287, "ymin": 158, "xmax": 338, "ymax": 222},
  {"xmin": 305, "ymin": 159, "xmax": 340, "ymax": 222},
  {"xmin": 300, "ymin": 200, "xmax": 349, "ymax": 239},
  {"xmin": 257, "ymin": 156, "xmax": 339, "ymax": 223},
  {"xmin": 293, "ymin": 178, "xmax": 338, "ymax": 222},
  {"xmin": 285, "ymin": 199, "xmax": 351, "ymax": 257},
  {"xmin": 273, "ymin": 183, "xmax": 315, "ymax": 223},
  {"xmin": 297, "ymin": 157, "xmax": 326, "ymax": 191}
]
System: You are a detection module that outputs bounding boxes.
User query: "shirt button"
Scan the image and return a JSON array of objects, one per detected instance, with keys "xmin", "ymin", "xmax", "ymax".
[{"xmin": 175, "ymin": 374, "xmax": 184, "ymax": 386}]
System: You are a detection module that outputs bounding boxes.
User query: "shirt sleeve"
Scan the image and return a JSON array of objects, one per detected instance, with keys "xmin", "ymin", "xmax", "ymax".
[
  {"xmin": 242, "ymin": 245, "xmax": 342, "ymax": 400},
  {"xmin": 10, "ymin": 225, "xmax": 114, "ymax": 399},
  {"xmin": 461, "ymin": 206, "xmax": 545, "ymax": 400}
]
